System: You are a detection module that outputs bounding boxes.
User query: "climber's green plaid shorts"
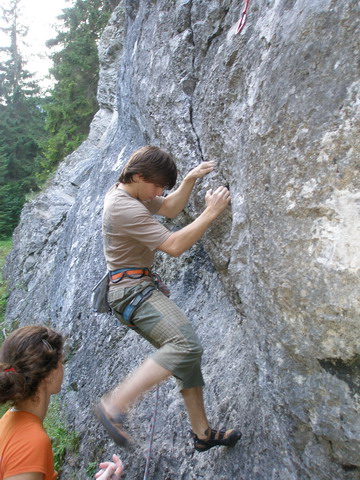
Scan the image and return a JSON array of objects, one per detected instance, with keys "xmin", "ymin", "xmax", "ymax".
[{"xmin": 108, "ymin": 281, "xmax": 204, "ymax": 391}]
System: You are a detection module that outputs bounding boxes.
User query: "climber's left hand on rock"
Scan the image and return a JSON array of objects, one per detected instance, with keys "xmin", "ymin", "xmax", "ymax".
[{"xmin": 186, "ymin": 161, "xmax": 215, "ymax": 180}]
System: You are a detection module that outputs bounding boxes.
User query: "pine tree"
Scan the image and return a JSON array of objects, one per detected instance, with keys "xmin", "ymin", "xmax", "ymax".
[{"xmin": 0, "ymin": 0, "xmax": 47, "ymax": 237}]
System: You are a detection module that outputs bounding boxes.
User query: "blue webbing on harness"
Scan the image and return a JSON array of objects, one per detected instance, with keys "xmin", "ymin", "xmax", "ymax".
[{"xmin": 122, "ymin": 284, "xmax": 156, "ymax": 326}]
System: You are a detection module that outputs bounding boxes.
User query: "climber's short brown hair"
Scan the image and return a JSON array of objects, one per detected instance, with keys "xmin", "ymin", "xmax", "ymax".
[{"xmin": 118, "ymin": 146, "xmax": 177, "ymax": 190}]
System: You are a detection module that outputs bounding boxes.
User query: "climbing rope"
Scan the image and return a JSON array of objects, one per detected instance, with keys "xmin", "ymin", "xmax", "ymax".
[
  {"xmin": 236, "ymin": 0, "xmax": 251, "ymax": 34},
  {"xmin": 143, "ymin": 385, "xmax": 160, "ymax": 480}
]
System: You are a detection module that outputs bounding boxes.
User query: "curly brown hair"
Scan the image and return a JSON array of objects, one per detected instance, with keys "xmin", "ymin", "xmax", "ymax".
[
  {"xmin": 0, "ymin": 325, "xmax": 64, "ymax": 405},
  {"xmin": 118, "ymin": 146, "xmax": 178, "ymax": 190}
]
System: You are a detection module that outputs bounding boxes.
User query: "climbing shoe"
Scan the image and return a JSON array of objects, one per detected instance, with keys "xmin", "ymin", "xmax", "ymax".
[
  {"xmin": 191, "ymin": 427, "xmax": 242, "ymax": 452},
  {"xmin": 94, "ymin": 402, "xmax": 132, "ymax": 447}
]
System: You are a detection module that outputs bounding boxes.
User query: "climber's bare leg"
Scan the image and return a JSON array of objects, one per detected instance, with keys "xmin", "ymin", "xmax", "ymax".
[
  {"xmin": 181, "ymin": 386, "xmax": 209, "ymax": 438},
  {"xmin": 181, "ymin": 386, "xmax": 242, "ymax": 452},
  {"xmin": 101, "ymin": 358, "xmax": 171, "ymax": 414}
]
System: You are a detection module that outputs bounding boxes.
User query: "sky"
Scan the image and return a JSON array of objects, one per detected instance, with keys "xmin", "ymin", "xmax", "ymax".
[{"xmin": 0, "ymin": 0, "xmax": 70, "ymax": 88}]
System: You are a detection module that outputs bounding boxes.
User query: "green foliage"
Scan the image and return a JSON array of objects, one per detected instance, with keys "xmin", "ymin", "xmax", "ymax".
[
  {"xmin": 42, "ymin": 0, "xmax": 112, "ymax": 173},
  {"xmin": 86, "ymin": 461, "xmax": 99, "ymax": 478},
  {"xmin": 0, "ymin": 0, "xmax": 116, "ymax": 236},
  {"xmin": 0, "ymin": 403, "xmax": 8, "ymax": 418},
  {"xmin": 0, "ymin": 0, "xmax": 117, "ymax": 235},
  {"xmin": 0, "ymin": 238, "xmax": 12, "ymax": 345},
  {"xmin": 0, "ymin": 183, "xmax": 24, "ymax": 238},
  {"xmin": 0, "ymin": 0, "xmax": 48, "ymax": 237},
  {"xmin": 44, "ymin": 397, "xmax": 80, "ymax": 473},
  {"xmin": 0, "ymin": 119, "xmax": 46, "ymax": 236},
  {"xmin": 0, "ymin": 98, "xmax": 47, "ymax": 237}
]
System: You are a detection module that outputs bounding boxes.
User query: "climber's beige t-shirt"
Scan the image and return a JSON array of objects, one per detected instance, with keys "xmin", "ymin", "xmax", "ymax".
[{"xmin": 102, "ymin": 184, "xmax": 172, "ymax": 287}]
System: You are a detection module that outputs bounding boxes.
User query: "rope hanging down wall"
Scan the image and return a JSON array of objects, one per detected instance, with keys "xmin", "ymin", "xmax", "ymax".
[
  {"xmin": 143, "ymin": 385, "xmax": 160, "ymax": 480},
  {"xmin": 236, "ymin": 0, "xmax": 251, "ymax": 34}
]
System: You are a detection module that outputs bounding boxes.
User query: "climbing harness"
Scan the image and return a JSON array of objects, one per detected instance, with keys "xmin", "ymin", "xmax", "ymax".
[
  {"xmin": 92, "ymin": 268, "xmax": 152, "ymax": 314},
  {"xmin": 110, "ymin": 267, "xmax": 151, "ymax": 283},
  {"xmin": 143, "ymin": 385, "xmax": 160, "ymax": 480},
  {"xmin": 236, "ymin": 0, "xmax": 251, "ymax": 34},
  {"xmin": 110, "ymin": 268, "xmax": 170, "ymax": 326}
]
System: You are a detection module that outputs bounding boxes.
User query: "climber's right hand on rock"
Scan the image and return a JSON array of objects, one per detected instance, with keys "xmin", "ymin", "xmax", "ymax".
[{"xmin": 205, "ymin": 186, "xmax": 231, "ymax": 217}]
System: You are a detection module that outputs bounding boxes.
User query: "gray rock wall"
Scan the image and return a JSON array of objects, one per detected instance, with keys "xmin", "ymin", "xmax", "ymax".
[{"xmin": 4, "ymin": 1, "xmax": 360, "ymax": 479}]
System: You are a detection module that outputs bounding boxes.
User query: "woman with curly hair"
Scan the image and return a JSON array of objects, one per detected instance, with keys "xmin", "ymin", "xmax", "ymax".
[{"xmin": 0, "ymin": 325, "xmax": 123, "ymax": 480}]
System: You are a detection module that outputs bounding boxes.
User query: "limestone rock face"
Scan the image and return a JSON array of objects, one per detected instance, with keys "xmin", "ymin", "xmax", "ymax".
[{"xmin": 4, "ymin": 1, "xmax": 360, "ymax": 479}]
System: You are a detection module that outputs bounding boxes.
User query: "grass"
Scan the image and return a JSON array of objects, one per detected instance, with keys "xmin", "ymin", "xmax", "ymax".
[
  {"xmin": 0, "ymin": 238, "xmax": 12, "ymax": 345},
  {"xmin": 86, "ymin": 461, "xmax": 99, "ymax": 478},
  {"xmin": 0, "ymin": 238, "xmax": 12, "ymax": 418},
  {"xmin": 0, "ymin": 403, "xmax": 7, "ymax": 418},
  {"xmin": 44, "ymin": 397, "xmax": 80, "ymax": 473}
]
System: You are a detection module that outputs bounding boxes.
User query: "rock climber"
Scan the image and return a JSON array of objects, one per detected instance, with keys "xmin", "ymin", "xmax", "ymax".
[{"xmin": 95, "ymin": 145, "xmax": 241, "ymax": 452}]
